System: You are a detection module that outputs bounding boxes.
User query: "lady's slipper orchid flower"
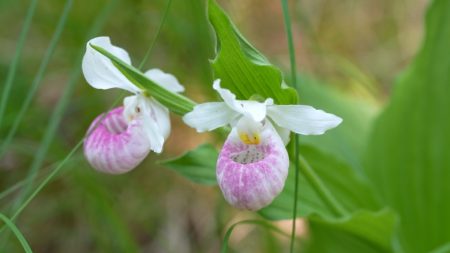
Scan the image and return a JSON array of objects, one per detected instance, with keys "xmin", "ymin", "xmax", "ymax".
[
  {"xmin": 82, "ymin": 36, "xmax": 184, "ymax": 174},
  {"xmin": 183, "ymin": 80, "xmax": 342, "ymax": 210}
]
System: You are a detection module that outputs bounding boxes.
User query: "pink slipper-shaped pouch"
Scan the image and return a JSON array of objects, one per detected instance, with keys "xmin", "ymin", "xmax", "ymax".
[{"xmin": 84, "ymin": 107, "xmax": 151, "ymax": 174}]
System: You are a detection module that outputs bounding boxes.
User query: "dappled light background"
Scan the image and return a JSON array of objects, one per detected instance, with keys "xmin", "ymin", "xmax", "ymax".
[{"xmin": 0, "ymin": 0, "xmax": 427, "ymax": 252}]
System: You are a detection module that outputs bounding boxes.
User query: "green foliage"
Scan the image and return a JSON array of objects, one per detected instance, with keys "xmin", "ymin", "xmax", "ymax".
[
  {"xmin": 260, "ymin": 145, "xmax": 379, "ymax": 219},
  {"xmin": 298, "ymin": 77, "xmax": 377, "ymax": 174},
  {"xmin": 305, "ymin": 210, "xmax": 396, "ymax": 253},
  {"xmin": 208, "ymin": 0, "xmax": 298, "ymax": 105},
  {"xmin": 162, "ymin": 144, "xmax": 218, "ymax": 185},
  {"xmin": 221, "ymin": 219, "xmax": 289, "ymax": 253},
  {"xmin": 365, "ymin": 0, "xmax": 450, "ymax": 252}
]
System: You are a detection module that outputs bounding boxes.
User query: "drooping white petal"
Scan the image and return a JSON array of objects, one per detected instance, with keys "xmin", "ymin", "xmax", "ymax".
[
  {"xmin": 216, "ymin": 121, "xmax": 289, "ymax": 210},
  {"xmin": 123, "ymin": 94, "xmax": 166, "ymax": 153},
  {"xmin": 147, "ymin": 98, "xmax": 171, "ymax": 140},
  {"xmin": 267, "ymin": 105, "xmax": 343, "ymax": 135},
  {"xmin": 144, "ymin": 68, "xmax": 185, "ymax": 93},
  {"xmin": 183, "ymin": 102, "xmax": 239, "ymax": 132},
  {"xmin": 82, "ymin": 36, "xmax": 139, "ymax": 93},
  {"xmin": 212, "ymin": 79, "xmax": 272, "ymax": 122},
  {"xmin": 270, "ymin": 119, "xmax": 291, "ymax": 145},
  {"xmin": 84, "ymin": 107, "xmax": 151, "ymax": 174}
]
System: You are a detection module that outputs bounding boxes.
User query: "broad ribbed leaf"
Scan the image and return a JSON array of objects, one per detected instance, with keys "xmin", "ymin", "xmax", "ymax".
[
  {"xmin": 305, "ymin": 209, "xmax": 397, "ymax": 253},
  {"xmin": 91, "ymin": 45, "xmax": 195, "ymax": 116},
  {"xmin": 365, "ymin": 0, "xmax": 450, "ymax": 252},
  {"xmin": 161, "ymin": 144, "xmax": 218, "ymax": 185},
  {"xmin": 299, "ymin": 77, "xmax": 377, "ymax": 174},
  {"xmin": 208, "ymin": 0, "xmax": 298, "ymax": 105},
  {"xmin": 260, "ymin": 145, "xmax": 379, "ymax": 219}
]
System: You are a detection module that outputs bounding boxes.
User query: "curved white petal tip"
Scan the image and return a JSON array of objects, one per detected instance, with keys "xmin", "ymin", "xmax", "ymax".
[
  {"xmin": 212, "ymin": 79, "xmax": 271, "ymax": 122},
  {"xmin": 268, "ymin": 105, "xmax": 342, "ymax": 135},
  {"xmin": 145, "ymin": 68, "xmax": 185, "ymax": 93},
  {"xmin": 82, "ymin": 36, "xmax": 139, "ymax": 93},
  {"xmin": 182, "ymin": 102, "xmax": 238, "ymax": 132}
]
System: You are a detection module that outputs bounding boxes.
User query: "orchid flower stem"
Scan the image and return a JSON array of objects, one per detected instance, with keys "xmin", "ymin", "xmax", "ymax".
[
  {"xmin": 280, "ymin": 0, "xmax": 300, "ymax": 252},
  {"xmin": 299, "ymin": 154, "xmax": 348, "ymax": 216},
  {"xmin": 138, "ymin": 0, "xmax": 173, "ymax": 70},
  {"xmin": 290, "ymin": 134, "xmax": 300, "ymax": 251}
]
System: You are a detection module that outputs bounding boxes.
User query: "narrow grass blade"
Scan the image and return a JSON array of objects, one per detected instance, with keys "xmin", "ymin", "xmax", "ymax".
[
  {"xmin": 0, "ymin": 0, "xmax": 38, "ymax": 129},
  {"xmin": 0, "ymin": 213, "xmax": 32, "ymax": 253},
  {"xmin": 0, "ymin": 0, "xmax": 73, "ymax": 158}
]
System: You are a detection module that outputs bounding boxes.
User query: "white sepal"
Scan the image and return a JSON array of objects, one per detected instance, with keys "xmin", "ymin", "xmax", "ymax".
[
  {"xmin": 267, "ymin": 105, "xmax": 342, "ymax": 135},
  {"xmin": 144, "ymin": 68, "xmax": 185, "ymax": 93},
  {"xmin": 82, "ymin": 36, "xmax": 140, "ymax": 93},
  {"xmin": 212, "ymin": 79, "xmax": 272, "ymax": 122},
  {"xmin": 183, "ymin": 102, "xmax": 239, "ymax": 132}
]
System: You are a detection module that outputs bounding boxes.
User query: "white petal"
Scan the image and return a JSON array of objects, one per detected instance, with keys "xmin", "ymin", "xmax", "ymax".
[
  {"xmin": 148, "ymin": 98, "xmax": 171, "ymax": 140},
  {"xmin": 270, "ymin": 119, "xmax": 291, "ymax": 145},
  {"xmin": 267, "ymin": 105, "xmax": 343, "ymax": 135},
  {"xmin": 123, "ymin": 94, "xmax": 166, "ymax": 153},
  {"xmin": 82, "ymin": 36, "xmax": 139, "ymax": 93},
  {"xmin": 183, "ymin": 102, "xmax": 239, "ymax": 132},
  {"xmin": 212, "ymin": 79, "xmax": 272, "ymax": 122},
  {"xmin": 144, "ymin": 68, "xmax": 185, "ymax": 93},
  {"xmin": 140, "ymin": 112, "xmax": 165, "ymax": 153}
]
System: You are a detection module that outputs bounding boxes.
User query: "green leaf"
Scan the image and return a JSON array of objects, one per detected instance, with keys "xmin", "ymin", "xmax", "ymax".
[
  {"xmin": 298, "ymin": 77, "xmax": 377, "ymax": 175},
  {"xmin": 208, "ymin": 0, "xmax": 298, "ymax": 104},
  {"xmin": 91, "ymin": 45, "xmax": 196, "ymax": 115},
  {"xmin": 305, "ymin": 209, "xmax": 397, "ymax": 253},
  {"xmin": 260, "ymin": 145, "xmax": 396, "ymax": 251},
  {"xmin": 260, "ymin": 145, "xmax": 379, "ymax": 219},
  {"xmin": 161, "ymin": 144, "xmax": 218, "ymax": 185},
  {"xmin": 365, "ymin": 0, "xmax": 450, "ymax": 252}
]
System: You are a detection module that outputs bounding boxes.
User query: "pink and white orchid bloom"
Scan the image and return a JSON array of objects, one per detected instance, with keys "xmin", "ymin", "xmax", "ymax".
[
  {"xmin": 183, "ymin": 80, "xmax": 342, "ymax": 210},
  {"xmin": 82, "ymin": 36, "xmax": 184, "ymax": 174}
]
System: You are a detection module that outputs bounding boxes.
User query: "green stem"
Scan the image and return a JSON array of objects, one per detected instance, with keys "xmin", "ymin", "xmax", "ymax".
[
  {"xmin": 0, "ymin": 0, "xmax": 38, "ymax": 129},
  {"xmin": 280, "ymin": 0, "xmax": 300, "ymax": 252},
  {"xmin": 138, "ymin": 0, "xmax": 173, "ymax": 70},
  {"xmin": 299, "ymin": 155, "xmax": 347, "ymax": 216}
]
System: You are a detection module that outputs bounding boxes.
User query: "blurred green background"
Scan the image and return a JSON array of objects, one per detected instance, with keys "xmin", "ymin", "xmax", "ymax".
[{"xmin": 0, "ymin": 0, "xmax": 428, "ymax": 252}]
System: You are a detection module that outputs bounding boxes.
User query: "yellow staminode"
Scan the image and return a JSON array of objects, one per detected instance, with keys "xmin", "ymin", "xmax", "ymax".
[{"xmin": 239, "ymin": 132, "xmax": 260, "ymax": 145}]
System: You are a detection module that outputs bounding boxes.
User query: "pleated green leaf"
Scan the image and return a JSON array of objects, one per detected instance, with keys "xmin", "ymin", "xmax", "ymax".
[
  {"xmin": 161, "ymin": 144, "xmax": 218, "ymax": 185},
  {"xmin": 91, "ymin": 45, "xmax": 196, "ymax": 116},
  {"xmin": 305, "ymin": 209, "xmax": 397, "ymax": 253},
  {"xmin": 208, "ymin": 0, "xmax": 298, "ymax": 105},
  {"xmin": 260, "ymin": 145, "xmax": 379, "ymax": 219},
  {"xmin": 298, "ymin": 77, "xmax": 377, "ymax": 174},
  {"xmin": 365, "ymin": 0, "xmax": 450, "ymax": 252}
]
